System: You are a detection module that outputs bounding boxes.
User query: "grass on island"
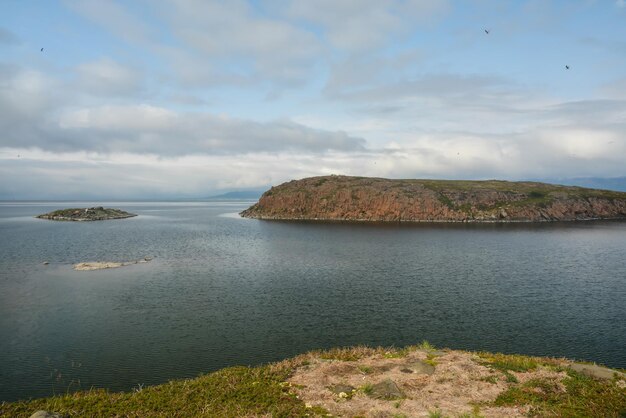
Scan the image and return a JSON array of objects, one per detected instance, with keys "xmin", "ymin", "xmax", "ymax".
[
  {"xmin": 2, "ymin": 344, "xmax": 625, "ymax": 418},
  {"xmin": 273, "ymin": 175, "xmax": 626, "ymax": 201},
  {"xmin": 476, "ymin": 351, "xmax": 626, "ymax": 417}
]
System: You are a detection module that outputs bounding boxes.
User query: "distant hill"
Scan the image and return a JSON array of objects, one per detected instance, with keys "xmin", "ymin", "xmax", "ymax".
[
  {"xmin": 207, "ymin": 190, "xmax": 263, "ymax": 200},
  {"xmin": 240, "ymin": 175, "xmax": 626, "ymax": 222}
]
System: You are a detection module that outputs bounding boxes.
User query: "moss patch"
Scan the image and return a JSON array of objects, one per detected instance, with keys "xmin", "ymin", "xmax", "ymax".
[
  {"xmin": 491, "ymin": 369, "xmax": 626, "ymax": 417},
  {"xmin": 476, "ymin": 352, "xmax": 540, "ymax": 373}
]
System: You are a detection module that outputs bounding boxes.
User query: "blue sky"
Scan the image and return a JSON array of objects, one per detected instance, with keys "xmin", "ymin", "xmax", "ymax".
[{"xmin": 1, "ymin": 0, "xmax": 625, "ymax": 198}]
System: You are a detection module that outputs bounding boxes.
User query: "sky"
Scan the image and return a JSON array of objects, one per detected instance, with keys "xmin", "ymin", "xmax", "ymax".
[{"xmin": 1, "ymin": 0, "xmax": 625, "ymax": 199}]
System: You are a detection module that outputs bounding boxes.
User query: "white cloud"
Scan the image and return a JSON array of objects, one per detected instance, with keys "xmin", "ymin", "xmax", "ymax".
[
  {"xmin": 2, "ymin": 0, "xmax": 625, "ymax": 199},
  {"xmin": 159, "ymin": 0, "xmax": 323, "ymax": 86},
  {"xmin": 3, "ymin": 126, "xmax": 624, "ymax": 199},
  {"xmin": 59, "ymin": 105, "xmax": 177, "ymax": 131},
  {"xmin": 63, "ymin": 0, "xmax": 154, "ymax": 44},
  {"xmin": 55, "ymin": 104, "xmax": 365, "ymax": 154},
  {"xmin": 75, "ymin": 58, "xmax": 143, "ymax": 96},
  {"xmin": 0, "ymin": 65, "xmax": 365, "ymax": 155},
  {"xmin": 599, "ymin": 78, "xmax": 626, "ymax": 99},
  {"xmin": 284, "ymin": 0, "xmax": 449, "ymax": 50}
]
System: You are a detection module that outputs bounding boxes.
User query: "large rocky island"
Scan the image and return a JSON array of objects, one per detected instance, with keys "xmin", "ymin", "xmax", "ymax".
[
  {"xmin": 240, "ymin": 175, "xmax": 626, "ymax": 222},
  {"xmin": 36, "ymin": 207, "xmax": 136, "ymax": 221}
]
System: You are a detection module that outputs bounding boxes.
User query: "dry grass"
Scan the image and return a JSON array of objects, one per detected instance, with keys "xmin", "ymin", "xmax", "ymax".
[
  {"xmin": 289, "ymin": 348, "xmax": 626, "ymax": 418},
  {"xmin": 289, "ymin": 349, "xmax": 522, "ymax": 417}
]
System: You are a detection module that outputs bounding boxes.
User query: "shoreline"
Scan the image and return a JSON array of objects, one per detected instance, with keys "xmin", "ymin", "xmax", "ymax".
[{"xmin": 240, "ymin": 213, "xmax": 626, "ymax": 223}]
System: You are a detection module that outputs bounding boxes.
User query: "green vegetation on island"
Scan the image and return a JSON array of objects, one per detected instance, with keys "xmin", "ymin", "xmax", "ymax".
[
  {"xmin": 241, "ymin": 175, "xmax": 626, "ymax": 222},
  {"xmin": 36, "ymin": 207, "xmax": 136, "ymax": 222},
  {"xmin": 2, "ymin": 344, "xmax": 624, "ymax": 417}
]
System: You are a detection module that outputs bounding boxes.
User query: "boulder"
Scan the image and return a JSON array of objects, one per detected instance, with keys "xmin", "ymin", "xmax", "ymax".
[
  {"xmin": 369, "ymin": 379, "xmax": 404, "ymax": 400},
  {"xmin": 401, "ymin": 360, "xmax": 435, "ymax": 375},
  {"xmin": 328, "ymin": 383, "xmax": 355, "ymax": 395},
  {"xmin": 569, "ymin": 363, "xmax": 626, "ymax": 380}
]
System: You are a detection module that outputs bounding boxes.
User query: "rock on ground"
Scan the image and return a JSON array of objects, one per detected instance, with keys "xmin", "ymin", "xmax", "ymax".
[{"xmin": 30, "ymin": 411, "xmax": 61, "ymax": 418}]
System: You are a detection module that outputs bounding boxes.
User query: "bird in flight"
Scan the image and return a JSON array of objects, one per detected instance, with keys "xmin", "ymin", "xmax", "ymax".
[
  {"xmin": 40, "ymin": 48, "xmax": 43, "ymax": 52},
  {"xmin": 484, "ymin": 29, "xmax": 490, "ymax": 34},
  {"xmin": 565, "ymin": 65, "xmax": 570, "ymax": 70}
]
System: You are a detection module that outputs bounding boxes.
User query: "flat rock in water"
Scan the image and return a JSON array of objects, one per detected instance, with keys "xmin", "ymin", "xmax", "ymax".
[
  {"xmin": 73, "ymin": 258, "xmax": 151, "ymax": 271},
  {"xmin": 401, "ymin": 360, "xmax": 435, "ymax": 375},
  {"xmin": 74, "ymin": 261, "xmax": 125, "ymax": 271},
  {"xmin": 369, "ymin": 379, "xmax": 404, "ymax": 400}
]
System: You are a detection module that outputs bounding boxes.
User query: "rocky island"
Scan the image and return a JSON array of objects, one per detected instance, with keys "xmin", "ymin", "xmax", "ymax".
[
  {"xmin": 36, "ymin": 207, "xmax": 136, "ymax": 221},
  {"xmin": 240, "ymin": 175, "xmax": 626, "ymax": 222}
]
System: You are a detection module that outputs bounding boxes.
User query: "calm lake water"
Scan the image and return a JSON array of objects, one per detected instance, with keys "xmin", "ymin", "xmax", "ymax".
[{"xmin": 1, "ymin": 201, "xmax": 625, "ymax": 401}]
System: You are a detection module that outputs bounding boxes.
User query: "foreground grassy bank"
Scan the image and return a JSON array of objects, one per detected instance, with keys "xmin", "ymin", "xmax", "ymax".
[{"xmin": 2, "ymin": 344, "xmax": 625, "ymax": 417}]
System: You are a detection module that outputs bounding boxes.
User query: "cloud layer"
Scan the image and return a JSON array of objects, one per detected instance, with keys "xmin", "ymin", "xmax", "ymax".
[{"xmin": 1, "ymin": 1, "xmax": 625, "ymax": 198}]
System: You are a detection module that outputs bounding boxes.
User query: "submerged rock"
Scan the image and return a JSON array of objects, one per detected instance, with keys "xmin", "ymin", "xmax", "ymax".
[{"xmin": 73, "ymin": 258, "xmax": 152, "ymax": 271}]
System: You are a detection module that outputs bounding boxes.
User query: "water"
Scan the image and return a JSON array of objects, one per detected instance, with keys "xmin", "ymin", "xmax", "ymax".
[{"xmin": 1, "ymin": 201, "xmax": 625, "ymax": 402}]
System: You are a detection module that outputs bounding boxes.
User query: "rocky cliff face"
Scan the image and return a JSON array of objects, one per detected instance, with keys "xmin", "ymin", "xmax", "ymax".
[{"xmin": 240, "ymin": 176, "xmax": 626, "ymax": 222}]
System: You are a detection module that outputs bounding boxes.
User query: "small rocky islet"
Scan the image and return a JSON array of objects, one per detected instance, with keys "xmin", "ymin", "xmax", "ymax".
[
  {"xmin": 241, "ymin": 175, "xmax": 626, "ymax": 222},
  {"xmin": 36, "ymin": 207, "xmax": 136, "ymax": 221}
]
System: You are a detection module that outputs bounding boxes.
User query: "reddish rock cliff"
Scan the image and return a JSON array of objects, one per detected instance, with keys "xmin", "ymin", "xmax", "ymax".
[{"xmin": 240, "ymin": 176, "xmax": 626, "ymax": 222}]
